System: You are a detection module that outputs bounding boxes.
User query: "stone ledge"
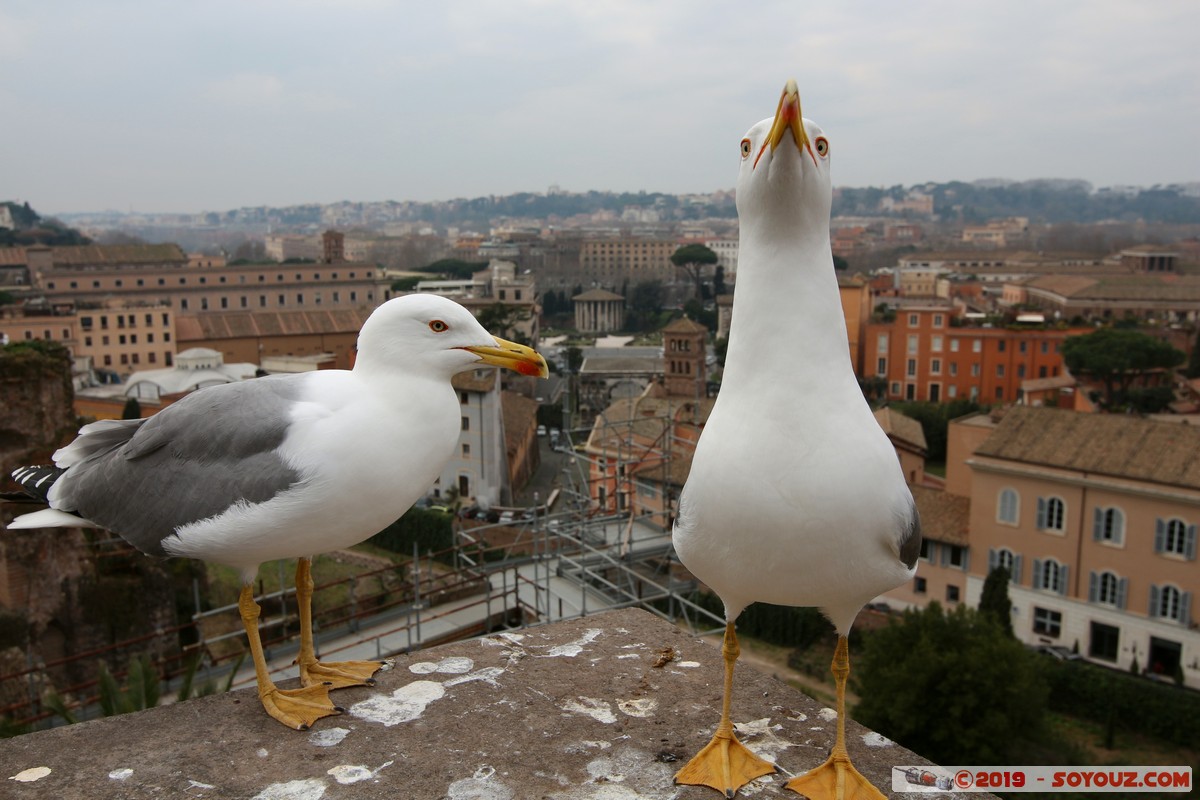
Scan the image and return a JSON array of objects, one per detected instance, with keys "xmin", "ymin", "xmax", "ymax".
[{"xmin": 0, "ymin": 609, "xmax": 994, "ymax": 799}]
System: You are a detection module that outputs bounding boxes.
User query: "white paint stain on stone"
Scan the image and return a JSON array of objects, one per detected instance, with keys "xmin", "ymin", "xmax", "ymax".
[
  {"xmin": 256, "ymin": 747, "xmax": 270, "ymax": 758},
  {"xmin": 9, "ymin": 767, "xmax": 51, "ymax": 783},
  {"xmin": 108, "ymin": 768, "xmax": 133, "ymax": 781},
  {"xmin": 617, "ymin": 698, "xmax": 657, "ymax": 718},
  {"xmin": 676, "ymin": 661, "xmax": 701, "ymax": 668},
  {"xmin": 188, "ymin": 780, "xmax": 217, "ymax": 790},
  {"xmin": 551, "ymin": 746, "xmax": 677, "ymax": 799},
  {"xmin": 250, "ymin": 779, "xmax": 326, "ymax": 800},
  {"xmin": 733, "ymin": 718, "xmax": 793, "ymax": 763},
  {"xmin": 817, "ymin": 707, "xmax": 838, "ymax": 722},
  {"xmin": 308, "ymin": 727, "xmax": 350, "ymax": 747},
  {"xmin": 350, "ymin": 680, "xmax": 445, "ymax": 726},
  {"xmin": 561, "ymin": 696, "xmax": 617, "ymax": 724},
  {"xmin": 327, "ymin": 765, "xmax": 373, "ymax": 785},
  {"xmin": 546, "ymin": 628, "xmax": 603, "ymax": 657},
  {"xmin": 446, "ymin": 765, "xmax": 515, "ymax": 800},
  {"xmin": 410, "ymin": 656, "xmax": 475, "ymax": 675},
  {"xmin": 445, "ymin": 666, "xmax": 505, "ymax": 688},
  {"xmin": 616, "ymin": 653, "xmax": 640, "ymax": 660},
  {"xmin": 861, "ymin": 731, "xmax": 894, "ymax": 748}
]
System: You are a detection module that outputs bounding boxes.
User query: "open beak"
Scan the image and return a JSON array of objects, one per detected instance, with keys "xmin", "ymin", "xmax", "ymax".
[
  {"xmin": 755, "ymin": 78, "xmax": 815, "ymax": 168},
  {"xmin": 462, "ymin": 336, "xmax": 549, "ymax": 378}
]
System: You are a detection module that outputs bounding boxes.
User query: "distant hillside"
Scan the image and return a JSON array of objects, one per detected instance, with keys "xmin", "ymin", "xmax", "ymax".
[
  {"xmin": 832, "ymin": 179, "xmax": 1200, "ymax": 224},
  {"xmin": 0, "ymin": 201, "xmax": 91, "ymax": 247}
]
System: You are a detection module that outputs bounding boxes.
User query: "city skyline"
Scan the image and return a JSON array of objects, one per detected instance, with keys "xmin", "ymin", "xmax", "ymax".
[{"xmin": 4, "ymin": 0, "xmax": 1199, "ymax": 215}]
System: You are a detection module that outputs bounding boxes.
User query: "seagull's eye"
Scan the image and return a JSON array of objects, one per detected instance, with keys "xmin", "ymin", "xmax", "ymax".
[
  {"xmin": 814, "ymin": 136, "xmax": 829, "ymax": 158},
  {"xmin": 429, "ymin": 320, "xmax": 449, "ymax": 333},
  {"xmin": 740, "ymin": 138, "xmax": 752, "ymax": 159}
]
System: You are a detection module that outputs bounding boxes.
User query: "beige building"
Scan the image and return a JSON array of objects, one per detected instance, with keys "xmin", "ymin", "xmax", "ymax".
[
  {"xmin": 952, "ymin": 407, "xmax": 1199, "ymax": 687},
  {"xmin": 1, "ymin": 302, "xmax": 177, "ymax": 373},
  {"xmin": 8, "ymin": 243, "xmax": 390, "ymax": 315},
  {"xmin": 578, "ymin": 238, "xmax": 678, "ymax": 288}
]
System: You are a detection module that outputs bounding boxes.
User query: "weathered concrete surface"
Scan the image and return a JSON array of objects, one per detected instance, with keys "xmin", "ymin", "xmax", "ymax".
[{"xmin": 1, "ymin": 609, "xmax": 993, "ymax": 799}]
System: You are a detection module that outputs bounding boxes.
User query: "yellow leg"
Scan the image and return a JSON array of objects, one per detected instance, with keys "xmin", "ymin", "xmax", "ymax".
[
  {"xmin": 238, "ymin": 585, "xmax": 340, "ymax": 730},
  {"xmin": 785, "ymin": 636, "xmax": 885, "ymax": 800},
  {"xmin": 675, "ymin": 622, "xmax": 776, "ymax": 798},
  {"xmin": 294, "ymin": 557, "xmax": 382, "ymax": 689}
]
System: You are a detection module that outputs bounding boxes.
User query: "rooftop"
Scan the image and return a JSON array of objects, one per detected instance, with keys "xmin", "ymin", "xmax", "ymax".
[
  {"xmin": 0, "ymin": 609, "xmax": 971, "ymax": 799},
  {"xmin": 974, "ymin": 406, "xmax": 1200, "ymax": 491}
]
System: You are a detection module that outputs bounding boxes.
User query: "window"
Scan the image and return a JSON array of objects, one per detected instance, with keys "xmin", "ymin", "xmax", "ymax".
[
  {"xmin": 947, "ymin": 385, "xmax": 958, "ymax": 398},
  {"xmin": 914, "ymin": 576, "xmax": 927, "ymax": 594},
  {"xmin": 931, "ymin": 335, "xmax": 943, "ymax": 352},
  {"xmin": 930, "ymin": 358, "xmax": 941, "ymax": 375},
  {"xmin": 1033, "ymin": 558, "xmax": 1068, "ymax": 595},
  {"xmin": 997, "ymin": 488, "xmax": 1019, "ymax": 524},
  {"xmin": 876, "ymin": 358, "xmax": 887, "ymax": 376},
  {"xmin": 461, "ymin": 416, "xmax": 470, "ymax": 431},
  {"xmin": 907, "ymin": 334, "xmax": 918, "ymax": 354},
  {"xmin": 946, "ymin": 585, "xmax": 960, "ymax": 603},
  {"xmin": 876, "ymin": 333, "xmax": 888, "ymax": 352},
  {"xmin": 1092, "ymin": 507, "xmax": 1124, "ymax": 545},
  {"xmin": 1149, "ymin": 585, "xmax": 1190, "ymax": 624},
  {"xmin": 972, "ymin": 340, "xmax": 982, "ymax": 353},
  {"xmin": 949, "ymin": 362, "xmax": 957, "ymax": 377},
  {"xmin": 462, "ymin": 443, "xmax": 470, "ymax": 457},
  {"xmin": 1019, "ymin": 341, "xmax": 1028, "ymax": 354},
  {"xmin": 1088, "ymin": 571, "xmax": 1126, "ymax": 608},
  {"xmin": 1089, "ymin": 621, "xmax": 1119, "ymax": 662},
  {"xmin": 908, "ymin": 313, "xmax": 918, "ymax": 327},
  {"xmin": 933, "ymin": 314, "xmax": 944, "ymax": 328},
  {"xmin": 906, "ymin": 358, "xmax": 917, "ymax": 377},
  {"xmin": 996, "ymin": 364, "xmax": 1005, "ymax": 377},
  {"xmin": 943, "ymin": 545, "xmax": 966, "ymax": 569},
  {"xmin": 1037, "ymin": 496, "xmax": 1066, "ymax": 532},
  {"xmin": 919, "ymin": 538, "xmax": 935, "ymax": 563},
  {"xmin": 988, "ymin": 548, "xmax": 1021, "ymax": 583},
  {"xmin": 998, "ymin": 340, "xmax": 1006, "ymax": 352},
  {"xmin": 971, "ymin": 363, "xmax": 980, "ymax": 377},
  {"xmin": 950, "ymin": 338, "xmax": 959, "ymax": 352},
  {"xmin": 1032, "ymin": 606, "xmax": 1062, "ymax": 638},
  {"xmin": 1155, "ymin": 518, "xmax": 1196, "ymax": 559}
]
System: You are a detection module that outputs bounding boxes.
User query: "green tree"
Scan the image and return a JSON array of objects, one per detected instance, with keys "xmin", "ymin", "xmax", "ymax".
[
  {"xmin": 1062, "ymin": 328, "xmax": 1185, "ymax": 408},
  {"xmin": 854, "ymin": 602, "xmax": 1046, "ymax": 765},
  {"xmin": 978, "ymin": 566, "xmax": 1013, "ymax": 637},
  {"xmin": 419, "ymin": 258, "xmax": 487, "ymax": 280},
  {"xmin": 670, "ymin": 244, "xmax": 718, "ymax": 300},
  {"xmin": 476, "ymin": 302, "xmax": 529, "ymax": 343},
  {"xmin": 1186, "ymin": 328, "xmax": 1200, "ymax": 379},
  {"xmin": 391, "ymin": 276, "xmax": 421, "ymax": 292}
]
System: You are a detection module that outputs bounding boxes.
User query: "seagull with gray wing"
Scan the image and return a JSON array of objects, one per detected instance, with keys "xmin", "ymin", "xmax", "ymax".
[{"xmin": 6, "ymin": 293, "xmax": 547, "ymax": 730}]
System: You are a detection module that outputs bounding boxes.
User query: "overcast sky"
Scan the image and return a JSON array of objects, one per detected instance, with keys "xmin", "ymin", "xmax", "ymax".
[{"xmin": 4, "ymin": 0, "xmax": 1199, "ymax": 214}]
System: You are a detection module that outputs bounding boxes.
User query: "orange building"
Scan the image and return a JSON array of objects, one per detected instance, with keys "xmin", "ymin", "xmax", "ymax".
[{"xmin": 863, "ymin": 306, "xmax": 1089, "ymax": 404}]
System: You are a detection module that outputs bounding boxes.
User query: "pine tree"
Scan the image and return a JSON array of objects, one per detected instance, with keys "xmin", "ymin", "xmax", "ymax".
[{"xmin": 978, "ymin": 566, "xmax": 1013, "ymax": 637}]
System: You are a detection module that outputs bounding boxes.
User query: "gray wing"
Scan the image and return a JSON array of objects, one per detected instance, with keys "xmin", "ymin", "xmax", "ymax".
[
  {"xmin": 898, "ymin": 494, "xmax": 922, "ymax": 570},
  {"xmin": 54, "ymin": 375, "xmax": 306, "ymax": 556}
]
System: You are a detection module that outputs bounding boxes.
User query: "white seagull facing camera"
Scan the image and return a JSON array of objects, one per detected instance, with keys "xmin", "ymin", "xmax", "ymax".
[
  {"xmin": 671, "ymin": 80, "xmax": 920, "ymax": 799},
  {"xmin": 5, "ymin": 293, "xmax": 547, "ymax": 730}
]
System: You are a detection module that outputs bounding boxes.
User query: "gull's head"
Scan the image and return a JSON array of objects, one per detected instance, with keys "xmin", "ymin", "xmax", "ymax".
[
  {"xmin": 354, "ymin": 293, "xmax": 548, "ymax": 380},
  {"xmin": 736, "ymin": 79, "xmax": 832, "ymax": 229}
]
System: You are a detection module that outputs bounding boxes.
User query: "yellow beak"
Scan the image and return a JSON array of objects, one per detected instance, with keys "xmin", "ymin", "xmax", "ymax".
[
  {"xmin": 462, "ymin": 336, "xmax": 549, "ymax": 378},
  {"xmin": 756, "ymin": 78, "xmax": 814, "ymax": 167}
]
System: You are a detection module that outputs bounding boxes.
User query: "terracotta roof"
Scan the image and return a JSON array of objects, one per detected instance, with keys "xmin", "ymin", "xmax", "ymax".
[
  {"xmin": 452, "ymin": 372, "xmax": 498, "ymax": 393},
  {"xmin": 874, "ymin": 407, "xmax": 927, "ymax": 451},
  {"xmin": 175, "ymin": 309, "xmax": 372, "ymax": 342},
  {"xmin": 910, "ymin": 485, "xmax": 969, "ymax": 546},
  {"xmin": 662, "ymin": 316, "xmax": 707, "ymax": 333},
  {"xmin": 1025, "ymin": 273, "xmax": 1200, "ymax": 301},
  {"xmin": 49, "ymin": 244, "xmax": 186, "ymax": 266},
  {"xmin": 974, "ymin": 406, "xmax": 1200, "ymax": 491}
]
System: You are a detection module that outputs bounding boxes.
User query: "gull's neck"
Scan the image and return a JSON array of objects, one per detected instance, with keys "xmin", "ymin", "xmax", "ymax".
[{"xmin": 721, "ymin": 221, "xmax": 853, "ymax": 395}]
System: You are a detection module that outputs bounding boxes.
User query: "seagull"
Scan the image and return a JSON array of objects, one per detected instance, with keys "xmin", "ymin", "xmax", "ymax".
[
  {"xmin": 671, "ymin": 80, "xmax": 920, "ymax": 799},
  {"xmin": 4, "ymin": 293, "xmax": 547, "ymax": 730}
]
